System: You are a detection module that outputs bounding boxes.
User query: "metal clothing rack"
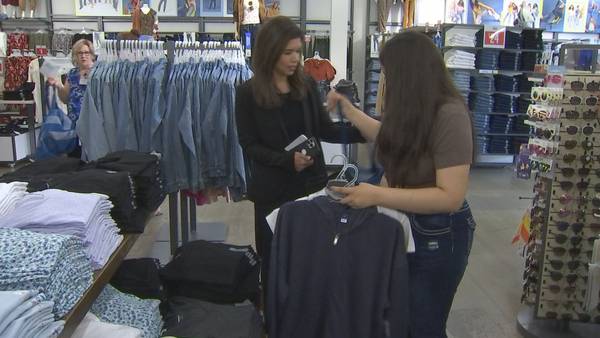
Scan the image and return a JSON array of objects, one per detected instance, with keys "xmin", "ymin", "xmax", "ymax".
[{"xmin": 98, "ymin": 39, "xmax": 243, "ymax": 255}]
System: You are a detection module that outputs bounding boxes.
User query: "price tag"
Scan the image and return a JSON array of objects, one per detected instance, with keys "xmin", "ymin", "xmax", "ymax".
[
  {"xmin": 35, "ymin": 45, "xmax": 48, "ymax": 56},
  {"xmin": 483, "ymin": 26, "xmax": 505, "ymax": 49}
]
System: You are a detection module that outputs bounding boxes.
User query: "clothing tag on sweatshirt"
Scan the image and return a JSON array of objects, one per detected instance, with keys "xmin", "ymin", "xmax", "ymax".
[
  {"xmin": 427, "ymin": 240, "xmax": 439, "ymax": 251},
  {"xmin": 340, "ymin": 216, "xmax": 347, "ymax": 224}
]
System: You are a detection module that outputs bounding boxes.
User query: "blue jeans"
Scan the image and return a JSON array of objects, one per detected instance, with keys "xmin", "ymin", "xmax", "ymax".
[{"xmin": 407, "ymin": 201, "xmax": 476, "ymax": 338}]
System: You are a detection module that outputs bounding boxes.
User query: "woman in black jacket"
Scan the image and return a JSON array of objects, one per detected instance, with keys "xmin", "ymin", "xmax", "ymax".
[{"xmin": 235, "ymin": 16, "xmax": 363, "ymax": 301}]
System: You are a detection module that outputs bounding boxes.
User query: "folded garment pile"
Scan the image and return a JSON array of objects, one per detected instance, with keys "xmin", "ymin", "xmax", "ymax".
[
  {"xmin": 0, "ymin": 181, "xmax": 27, "ymax": 217},
  {"xmin": 0, "ymin": 189, "xmax": 123, "ymax": 269},
  {"xmin": 0, "ymin": 290, "xmax": 65, "ymax": 338},
  {"xmin": 0, "ymin": 228, "xmax": 93, "ymax": 317},
  {"xmin": 445, "ymin": 50, "xmax": 476, "ymax": 69},
  {"xmin": 91, "ymin": 285, "xmax": 163, "ymax": 338}
]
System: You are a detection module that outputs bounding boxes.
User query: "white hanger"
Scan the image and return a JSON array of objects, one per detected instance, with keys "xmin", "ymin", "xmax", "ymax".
[{"xmin": 141, "ymin": 3, "xmax": 151, "ymax": 15}]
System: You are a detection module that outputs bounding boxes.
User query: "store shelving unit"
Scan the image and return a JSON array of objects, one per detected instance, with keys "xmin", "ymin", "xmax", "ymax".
[{"xmin": 441, "ymin": 23, "xmax": 545, "ymax": 165}]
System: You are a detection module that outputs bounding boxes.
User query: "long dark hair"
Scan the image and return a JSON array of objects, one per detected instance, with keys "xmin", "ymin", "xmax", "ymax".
[
  {"xmin": 251, "ymin": 16, "xmax": 306, "ymax": 108},
  {"xmin": 377, "ymin": 31, "xmax": 470, "ymax": 187}
]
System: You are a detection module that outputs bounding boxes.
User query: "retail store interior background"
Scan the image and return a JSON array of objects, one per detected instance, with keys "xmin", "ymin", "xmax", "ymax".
[{"xmin": 1, "ymin": 0, "xmax": 600, "ymax": 337}]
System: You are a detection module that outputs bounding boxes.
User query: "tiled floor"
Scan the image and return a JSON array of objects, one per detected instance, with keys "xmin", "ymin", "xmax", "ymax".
[{"xmin": 1, "ymin": 163, "xmax": 533, "ymax": 337}]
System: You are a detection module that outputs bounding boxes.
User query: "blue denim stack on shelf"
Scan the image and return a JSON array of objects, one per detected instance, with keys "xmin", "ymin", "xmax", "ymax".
[
  {"xmin": 521, "ymin": 52, "xmax": 540, "ymax": 71},
  {"xmin": 488, "ymin": 115, "xmax": 514, "ymax": 134},
  {"xmin": 472, "ymin": 114, "xmax": 491, "ymax": 135},
  {"xmin": 499, "ymin": 52, "xmax": 521, "ymax": 71},
  {"xmin": 522, "ymin": 29, "xmax": 544, "ymax": 50},
  {"xmin": 518, "ymin": 97, "xmax": 531, "ymax": 114},
  {"xmin": 451, "ymin": 71, "xmax": 471, "ymax": 91},
  {"xmin": 471, "ymin": 75, "xmax": 495, "ymax": 92},
  {"xmin": 476, "ymin": 50, "xmax": 500, "ymax": 69},
  {"xmin": 488, "ymin": 136, "xmax": 514, "ymax": 154},
  {"xmin": 495, "ymin": 75, "xmax": 520, "ymax": 92},
  {"xmin": 517, "ymin": 74, "xmax": 535, "ymax": 93},
  {"xmin": 512, "ymin": 116, "xmax": 532, "ymax": 134},
  {"xmin": 494, "ymin": 94, "xmax": 520, "ymax": 114},
  {"xmin": 469, "ymin": 93, "xmax": 494, "ymax": 113},
  {"xmin": 476, "ymin": 136, "xmax": 490, "ymax": 154},
  {"xmin": 505, "ymin": 31, "xmax": 522, "ymax": 49}
]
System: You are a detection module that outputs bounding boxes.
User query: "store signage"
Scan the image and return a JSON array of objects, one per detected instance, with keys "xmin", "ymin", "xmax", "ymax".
[
  {"xmin": 483, "ymin": 26, "xmax": 505, "ymax": 49},
  {"xmin": 35, "ymin": 46, "xmax": 48, "ymax": 57}
]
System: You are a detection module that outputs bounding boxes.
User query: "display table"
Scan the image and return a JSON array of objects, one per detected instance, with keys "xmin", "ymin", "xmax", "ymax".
[{"xmin": 58, "ymin": 234, "xmax": 140, "ymax": 338}]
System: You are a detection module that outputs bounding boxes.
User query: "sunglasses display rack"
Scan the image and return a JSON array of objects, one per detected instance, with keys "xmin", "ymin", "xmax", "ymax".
[{"xmin": 519, "ymin": 71, "xmax": 600, "ymax": 335}]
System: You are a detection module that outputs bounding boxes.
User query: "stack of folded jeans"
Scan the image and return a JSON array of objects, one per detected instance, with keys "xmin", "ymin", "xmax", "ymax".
[
  {"xmin": 0, "ymin": 189, "xmax": 124, "ymax": 270},
  {"xmin": 469, "ymin": 93, "xmax": 494, "ymax": 113},
  {"xmin": 471, "ymin": 75, "xmax": 495, "ymax": 92},
  {"xmin": 0, "ymin": 182, "xmax": 27, "ymax": 217},
  {"xmin": 518, "ymin": 97, "xmax": 531, "ymax": 114},
  {"xmin": 91, "ymin": 285, "xmax": 163, "ymax": 338},
  {"xmin": 505, "ymin": 31, "xmax": 522, "ymax": 49},
  {"xmin": 499, "ymin": 52, "xmax": 521, "ymax": 71},
  {"xmin": 494, "ymin": 94, "xmax": 520, "ymax": 113},
  {"xmin": 445, "ymin": 50, "xmax": 476, "ymax": 69},
  {"xmin": 495, "ymin": 75, "xmax": 520, "ymax": 92},
  {"xmin": 521, "ymin": 52, "xmax": 540, "ymax": 71},
  {"xmin": 0, "ymin": 290, "xmax": 65, "ymax": 338},
  {"xmin": 476, "ymin": 136, "xmax": 490, "ymax": 154},
  {"xmin": 489, "ymin": 136, "xmax": 514, "ymax": 154},
  {"xmin": 0, "ymin": 228, "xmax": 93, "ymax": 317},
  {"xmin": 488, "ymin": 115, "xmax": 513, "ymax": 134},
  {"xmin": 476, "ymin": 50, "xmax": 500, "ymax": 69},
  {"xmin": 451, "ymin": 70, "xmax": 471, "ymax": 91},
  {"xmin": 368, "ymin": 59, "xmax": 381, "ymax": 72},
  {"xmin": 522, "ymin": 29, "xmax": 544, "ymax": 50},
  {"xmin": 512, "ymin": 116, "xmax": 532, "ymax": 134},
  {"xmin": 472, "ymin": 114, "xmax": 491, "ymax": 134},
  {"xmin": 518, "ymin": 74, "xmax": 535, "ymax": 93},
  {"xmin": 445, "ymin": 33, "xmax": 476, "ymax": 47}
]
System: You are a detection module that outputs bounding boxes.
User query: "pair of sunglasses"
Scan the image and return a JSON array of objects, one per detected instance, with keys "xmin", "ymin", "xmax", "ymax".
[
  {"xmin": 546, "ymin": 246, "xmax": 592, "ymax": 258},
  {"xmin": 560, "ymin": 167, "xmax": 593, "ymax": 178},
  {"xmin": 562, "ymin": 152, "xmax": 595, "ymax": 165},
  {"xmin": 557, "ymin": 180, "xmax": 590, "ymax": 192},
  {"xmin": 532, "ymin": 87, "xmax": 563, "ymax": 103},
  {"xmin": 555, "ymin": 194, "xmax": 589, "ymax": 207},
  {"xmin": 551, "ymin": 222, "xmax": 585, "ymax": 233},
  {"xmin": 535, "ymin": 128, "xmax": 556, "ymax": 140},
  {"xmin": 568, "ymin": 95, "xmax": 599, "ymax": 106},
  {"xmin": 544, "ymin": 271, "xmax": 587, "ymax": 284},
  {"xmin": 564, "ymin": 109, "xmax": 599, "ymax": 120},
  {"xmin": 547, "ymin": 259, "xmax": 584, "ymax": 271},
  {"xmin": 570, "ymin": 79, "xmax": 600, "ymax": 92},
  {"xmin": 552, "ymin": 209, "xmax": 586, "ymax": 220},
  {"xmin": 564, "ymin": 139, "xmax": 594, "ymax": 150},
  {"xmin": 566, "ymin": 125, "xmax": 595, "ymax": 135}
]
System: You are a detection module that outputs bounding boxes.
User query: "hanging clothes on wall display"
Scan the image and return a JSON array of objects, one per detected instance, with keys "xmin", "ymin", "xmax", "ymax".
[
  {"xmin": 52, "ymin": 30, "xmax": 75, "ymax": 55},
  {"xmin": 78, "ymin": 41, "xmax": 250, "ymax": 200},
  {"xmin": 303, "ymin": 31, "xmax": 330, "ymax": 60}
]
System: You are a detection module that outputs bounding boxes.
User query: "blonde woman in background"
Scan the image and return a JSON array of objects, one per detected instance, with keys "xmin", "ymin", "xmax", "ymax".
[{"xmin": 46, "ymin": 39, "xmax": 95, "ymax": 157}]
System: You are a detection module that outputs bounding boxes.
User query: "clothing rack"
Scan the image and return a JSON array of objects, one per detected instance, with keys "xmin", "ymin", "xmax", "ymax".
[{"xmin": 97, "ymin": 40, "xmax": 245, "ymax": 254}]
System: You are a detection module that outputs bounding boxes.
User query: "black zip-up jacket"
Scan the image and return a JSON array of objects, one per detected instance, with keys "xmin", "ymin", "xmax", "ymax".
[
  {"xmin": 235, "ymin": 77, "xmax": 364, "ymax": 204},
  {"xmin": 267, "ymin": 196, "xmax": 409, "ymax": 338}
]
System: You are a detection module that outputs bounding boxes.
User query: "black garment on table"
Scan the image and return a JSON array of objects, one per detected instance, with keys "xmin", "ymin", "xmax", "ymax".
[
  {"xmin": 267, "ymin": 196, "xmax": 409, "ymax": 338},
  {"xmin": 87, "ymin": 150, "xmax": 165, "ymax": 213},
  {"xmin": 160, "ymin": 240, "xmax": 260, "ymax": 304},
  {"xmin": 280, "ymin": 94, "xmax": 306, "ymax": 142},
  {"xmin": 0, "ymin": 157, "xmax": 82, "ymax": 180},
  {"xmin": 235, "ymin": 76, "xmax": 364, "ymax": 205},
  {"xmin": 111, "ymin": 258, "xmax": 164, "ymax": 301},
  {"xmin": 163, "ymin": 297, "xmax": 262, "ymax": 338},
  {"xmin": 72, "ymin": 33, "xmax": 93, "ymax": 46}
]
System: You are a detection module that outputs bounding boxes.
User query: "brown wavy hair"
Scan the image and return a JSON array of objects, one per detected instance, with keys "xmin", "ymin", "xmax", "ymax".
[
  {"xmin": 377, "ymin": 31, "xmax": 472, "ymax": 187},
  {"xmin": 251, "ymin": 16, "xmax": 306, "ymax": 108}
]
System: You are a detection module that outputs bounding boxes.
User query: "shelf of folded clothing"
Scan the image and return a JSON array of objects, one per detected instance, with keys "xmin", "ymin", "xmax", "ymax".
[
  {"xmin": 460, "ymin": 89, "xmax": 531, "ymax": 96},
  {"xmin": 58, "ymin": 234, "xmax": 140, "ymax": 338},
  {"xmin": 447, "ymin": 67, "xmax": 544, "ymax": 76},
  {"xmin": 472, "ymin": 111, "xmax": 528, "ymax": 116},
  {"xmin": 478, "ymin": 132, "xmax": 531, "ymax": 137},
  {"xmin": 0, "ymin": 100, "xmax": 36, "ymax": 105},
  {"xmin": 443, "ymin": 46, "xmax": 544, "ymax": 53},
  {"xmin": 441, "ymin": 23, "xmax": 544, "ymax": 31},
  {"xmin": 475, "ymin": 153, "xmax": 517, "ymax": 164}
]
